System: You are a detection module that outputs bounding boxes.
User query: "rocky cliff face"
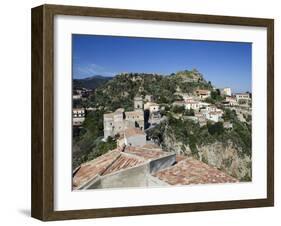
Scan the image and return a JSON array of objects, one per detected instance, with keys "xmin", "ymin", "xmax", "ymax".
[
  {"xmin": 174, "ymin": 69, "xmax": 207, "ymax": 83},
  {"xmin": 197, "ymin": 142, "xmax": 251, "ymax": 181},
  {"xmin": 161, "ymin": 133, "xmax": 251, "ymax": 181},
  {"xmin": 162, "ymin": 132, "xmax": 192, "ymax": 155}
]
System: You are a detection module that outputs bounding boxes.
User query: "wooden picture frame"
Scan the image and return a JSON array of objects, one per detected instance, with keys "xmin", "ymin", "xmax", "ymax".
[{"xmin": 31, "ymin": 4, "xmax": 274, "ymax": 221}]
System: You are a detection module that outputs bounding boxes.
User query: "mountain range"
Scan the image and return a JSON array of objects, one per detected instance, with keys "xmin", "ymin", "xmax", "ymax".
[{"xmin": 73, "ymin": 75, "xmax": 113, "ymax": 90}]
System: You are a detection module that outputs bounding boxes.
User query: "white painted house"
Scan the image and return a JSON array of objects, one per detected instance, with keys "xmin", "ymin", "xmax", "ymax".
[
  {"xmin": 235, "ymin": 93, "xmax": 251, "ymax": 104},
  {"xmin": 206, "ymin": 111, "xmax": 222, "ymax": 122},
  {"xmin": 73, "ymin": 94, "xmax": 82, "ymax": 100},
  {"xmin": 185, "ymin": 99, "xmax": 200, "ymax": 111},
  {"xmin": 221, "ymin": 87, "xmax": 232, "ymax": 96},
  {"xmin": 73, "ymin": 108, "xmax": 85, "ymax": 126},
  {"xmin": 200, "ymin": 106, "xmax": 223, "ymax": 123},
  {"xmin": 198, "ymin": 102, "xmax": 210, "ymax": 109}
]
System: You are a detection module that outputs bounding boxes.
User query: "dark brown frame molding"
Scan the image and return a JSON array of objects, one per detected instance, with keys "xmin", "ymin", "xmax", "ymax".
[{"xmin": 31, "ymin": 4, "xmax": 274, "ymax": 221}]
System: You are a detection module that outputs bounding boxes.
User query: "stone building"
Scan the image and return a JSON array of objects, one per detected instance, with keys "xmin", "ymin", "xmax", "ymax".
[
  {"xmin": 134, "ymin": 96, "xmax": 143, "ymax": 111},
  {"xmin": 195, "ymin": 89, "xmax": 211, "ymax": 99},
  {"xmin": 125, "ymin": 111, "xmax": 144, "ymax": 130},
  {"xmin": 103, "ymin": 97, "xmax": 145, "ymax": 140},
  {"xmin": 103, "ymin": 108, "xmax": 125, "ymax": 139},
  {"xmin": 144, "ymin": 102, "xmax": 161, "ymax": 125},
  {"xmin": 235, "ymin": 93, "xmax": 251, "ymax": 105},
  {"xmin": 224, "ymin": 96, "xmax": 238, "ymax": 106}
]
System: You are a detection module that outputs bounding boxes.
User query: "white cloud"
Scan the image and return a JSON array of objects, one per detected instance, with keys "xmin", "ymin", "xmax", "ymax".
[{"xmin": 75, "ymin": 63, "xmax": 116, "ymax": 77}]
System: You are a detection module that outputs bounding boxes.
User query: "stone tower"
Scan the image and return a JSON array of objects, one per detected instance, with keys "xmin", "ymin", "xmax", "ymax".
[{"xmin": 134, "ymin": 96, "xmax": 143, "ymax": 111}]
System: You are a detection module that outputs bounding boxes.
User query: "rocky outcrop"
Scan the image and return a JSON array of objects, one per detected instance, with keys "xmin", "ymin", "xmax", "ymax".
[
  {"xmin": 173, "ymin": 69, "xmax": 207, "ymax": 83},
  {"xmin": 161, "ymin": 133, "xmax": 251, "ymax": 181},
  {"xmin": 162, "ymin": 132, "xmax": 192, "ymax": 156},
  {"xmin": 197, "ymin": 142, "xmax": 251, "ymax": 181}
]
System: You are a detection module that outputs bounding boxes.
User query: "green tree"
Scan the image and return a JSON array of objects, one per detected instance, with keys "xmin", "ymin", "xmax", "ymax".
[
  {"xmin": 172, "ymin": 105, "xmax": 185, "ymax": 114},
  {"xmin": 207, "ymin": 122, "xmax": 224, "ymax": 135},
  {"xmin": 223, "ymin": 108, "xmax": 237, "ymax": 122}
]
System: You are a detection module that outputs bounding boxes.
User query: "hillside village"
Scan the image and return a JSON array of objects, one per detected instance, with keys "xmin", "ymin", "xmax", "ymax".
[{"xmin": 72, "ymin": 69, "xmax": 252, "ymax": 189}]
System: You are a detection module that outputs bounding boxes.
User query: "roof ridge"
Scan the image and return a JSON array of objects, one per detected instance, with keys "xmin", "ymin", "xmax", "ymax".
[
  {"xmin": 99, "ymin": 152, "xmax": 122, "ymax": 176},
  {"xmin": 81, "ymin": 149, "xmax": 119, "ymax": 166},
  {"xmin": 121, "ymin": 151, "xmax": 146, "ymax": 161}
]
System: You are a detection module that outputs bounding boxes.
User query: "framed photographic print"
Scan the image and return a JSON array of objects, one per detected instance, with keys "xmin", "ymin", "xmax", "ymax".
[{"xmin": 31, "ymin": 4, "xmax": 274, "ymax": 221}]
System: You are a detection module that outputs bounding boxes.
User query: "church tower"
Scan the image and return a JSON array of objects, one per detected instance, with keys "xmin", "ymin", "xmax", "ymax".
[{"xmin": 134, "ymin": 96, "xmax": 143, "ymax": 111}]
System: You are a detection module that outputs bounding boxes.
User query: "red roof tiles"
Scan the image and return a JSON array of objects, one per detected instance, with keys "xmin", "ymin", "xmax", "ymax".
[
  {"xmin": 124, "ymin": 146, "xmax": 168, "ymax": 160},
  {"xmin": 154, "ymin": 157, "xmax": 238, "ymax": 185},
  {"xmin": 101, "ymin": 153, "xmax": 145, "ymax": 176},
  {"xmin": 73, "ymin": 145, "xmax": 238, "ymax": 189},
  {"xmin": 73, "ymin": 149, "xmax": 121, "ymax": 188}
]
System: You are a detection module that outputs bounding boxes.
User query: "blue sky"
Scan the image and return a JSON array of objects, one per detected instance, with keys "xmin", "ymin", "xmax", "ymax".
[{"xmin": 72, "ymin": 34, "xmax": 252, "ymax": 93}]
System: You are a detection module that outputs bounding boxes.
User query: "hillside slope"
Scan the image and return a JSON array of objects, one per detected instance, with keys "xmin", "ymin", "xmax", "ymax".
[
  {"xmin": 73, "ymin": 75, "xmax": 113, "ymax": 90},
  {"xmin": 89, "ymin": 69, "xmax": 213, "ymax": 111}
]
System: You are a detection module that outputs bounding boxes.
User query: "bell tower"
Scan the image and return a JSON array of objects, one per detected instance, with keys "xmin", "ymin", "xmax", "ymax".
[{"xmin": 134, "ymin": 96, "xmax": 143, "ymax": 111}]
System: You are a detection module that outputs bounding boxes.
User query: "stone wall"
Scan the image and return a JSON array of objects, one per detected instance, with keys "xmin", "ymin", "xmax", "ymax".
[
  {"xmin": 125, "ymin": 134, "xmax": 146, "ymax": 147},
  {"xmin": 149, "ymin": 153, "xmax": 176, "ymax": 174}
]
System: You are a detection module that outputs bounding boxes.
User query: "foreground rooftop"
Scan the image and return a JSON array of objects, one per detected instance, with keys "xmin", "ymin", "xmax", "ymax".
[
  {"xmin": 154, "ymin": 157, "xmax": 237, "ymax": 185},
  {"xmin": 73, "ymin": 144, "xmax": 238, "ymax": 190}
]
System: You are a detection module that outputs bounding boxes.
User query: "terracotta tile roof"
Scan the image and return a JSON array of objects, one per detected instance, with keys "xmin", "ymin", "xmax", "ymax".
[
  {"xmin": 73, "ymin": 148, "xmax": 147, "ymax": 188},
  {"xmin": 154, "ymin": 157, "xmax": 238, "ymax": 185},
  {"xmin": 196, "ymin": 89, "xmax": 210, "ymax": 95},
  {"xmin": 73, "ymin": 145, "xmax": 238, "ymax": 189},
  {"xmin": 73, "ymin": 149, "xmax": 121, "ymax": 188},
  {"xmin": 73, "ymin": 144, "xmax": 166, "ymax": 188},
  {"xmin": 102, "ymin": 153, "xmax": 145, "ymax": 175},
  {"xmin": 124, "ymin": 146, "xmax": 168, "ymax": 160},
  {"xmin": 124, "ymin": 128, "xmax": 145, "ymax": 138},
  {"xmin": 141, "ymin": 143, "xmax": 162, "ymax": 149},
  {"xmin": 175, "ymin": 155, "xmax": 186, "ymax": 163}
]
